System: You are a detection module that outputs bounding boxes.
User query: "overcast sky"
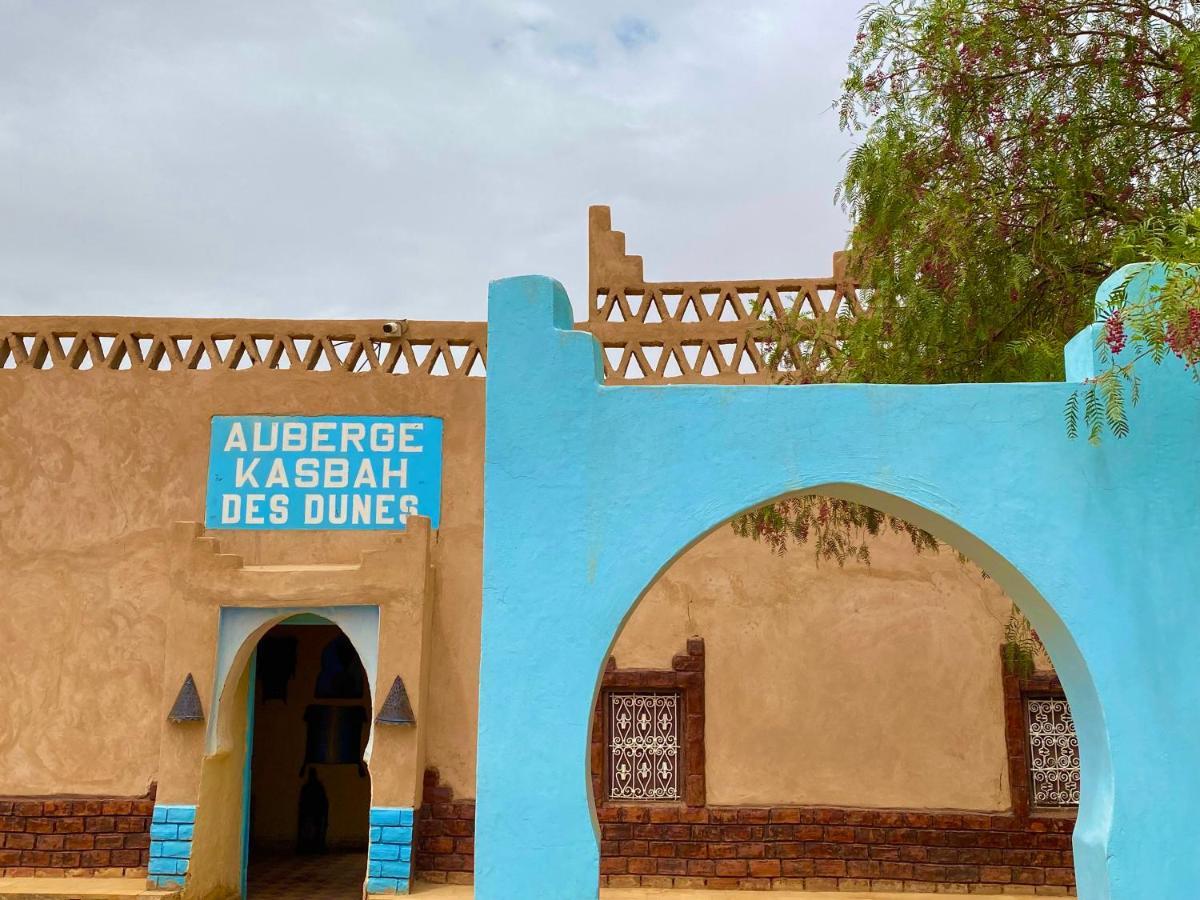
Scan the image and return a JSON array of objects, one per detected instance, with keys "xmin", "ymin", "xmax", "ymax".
[{"xmin": 0, "ymin": 1, "xmax": 860, "ymax": 321}]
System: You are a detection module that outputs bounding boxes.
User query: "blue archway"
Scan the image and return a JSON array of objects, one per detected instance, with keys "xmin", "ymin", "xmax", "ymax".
[
  {"xmin": 591, "ymin": 481, "xmax": 1112, "ymax": 885},
  {"xmin": 476, "ymin": 271, "xmax": 1200, "ymax": 899}
]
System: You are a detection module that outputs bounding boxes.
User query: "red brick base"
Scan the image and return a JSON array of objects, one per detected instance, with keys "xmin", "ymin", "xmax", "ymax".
[
  {"xmin": 414, "ymin": 770, "xmax": 1075, "ymax": 894},
  {"xmin": 596, "ymin": 804, "xmax": 1075, "ymax": 894},
  {"xmin": 0, "ymin": 791, "xmax": 154, "ymax": 877},
  {"xmin": 414, "ymin": 769, "xmax": 474, "ymax": 885}
]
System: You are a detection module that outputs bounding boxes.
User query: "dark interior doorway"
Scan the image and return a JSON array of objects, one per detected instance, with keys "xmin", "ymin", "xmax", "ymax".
[{"xmin": 246, "ymin": 620, "xmax": 371, "ymax": 899}]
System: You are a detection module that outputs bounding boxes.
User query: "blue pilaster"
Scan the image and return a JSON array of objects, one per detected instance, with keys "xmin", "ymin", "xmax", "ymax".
[
  {"xmin": 366, "ymin": 807, "xmax": 415, "ymax": 894},
  {"xmin": 146, "ymin": 803, "xmax": 196, "ymax": 890}
]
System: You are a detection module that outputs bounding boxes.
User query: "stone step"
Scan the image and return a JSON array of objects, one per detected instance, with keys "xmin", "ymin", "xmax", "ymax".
[
  {"xmin": 404, "ymin": 886, "xmax": 1020, "ymax": 900},
  {"xmin": 0, "ymin": 876, "xmax": 176, "ymax": 900}
]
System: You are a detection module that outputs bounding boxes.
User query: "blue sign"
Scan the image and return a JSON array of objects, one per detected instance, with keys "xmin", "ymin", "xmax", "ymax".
[{"xmin": 205, "ymin": 415, "xmax": 443, "ymax": 530}]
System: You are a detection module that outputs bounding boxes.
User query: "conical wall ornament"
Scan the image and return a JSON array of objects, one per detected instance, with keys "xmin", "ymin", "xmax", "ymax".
[
  {"xmin": 168, "ymin": 673, "xmax": 205, "ymax": 723},
  {"xmin": 376, "ymin": 676, "xmax": 415, "ymax": 726}
]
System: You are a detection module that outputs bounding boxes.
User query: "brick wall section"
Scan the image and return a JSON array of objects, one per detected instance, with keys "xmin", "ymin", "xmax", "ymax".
[
  {"xmin": 596, "ymin": 804, "xmax": 1075, "ymax": 894},
  {"xmin": 412, "ymin": 769, "xmax": 1075, "ymax": 894},
  {"xmin": 414, "ymin": 646, "xmax": 1078, "ymax": 893},
  {"xmin": 0, "ymin": 795, "xmax": 153, "ymax": 877},
  {"xmin": 413, "ymin": 769, "xmax": 474, "ymax": 885}
]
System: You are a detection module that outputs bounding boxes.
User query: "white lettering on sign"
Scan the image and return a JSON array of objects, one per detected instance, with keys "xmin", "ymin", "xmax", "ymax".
[
  {"xmin": 207, "ymin": 416, "xmax": 442, "ymax": 531},
  {"xmin": 235, "ymin": 458, "xmax": 260, "ymax": 488},
  {"xmin": 369, "ymin": 422, "xmax": 392, "ymax": 452},
  {"xmin": 288, "ymin": 492, "xmax": 421, "ymax": 526},
  {"xmin": 342, "ymin": 422, "xmax": 365, "ymax": 452},
  {"xmin": 381, "ymin": 457, "xmax": 407, "ymax": 488},
  {"xmin": 252, "ymin": 421, "xmax": 278, "ymax": 451},
  {"xmin": 295, "ymin": 458, "xmax": 319, "ymax": 489},
  {"xmin": 265, "ymin": 458, "xmax": 288, "ymax": 488},
  {"xmin": 311, "ymin": 422, "xmax": 335, "ymax": 452},
  {"xmin": 225, "ymin": 422, "xmax": 248, "ymax": 452},
  {"xmin": 398, "ymin": 422, "xmax": 424, "ymax": 451},
  {"xmin": 353, "ymin": 459, "xmax": 376, "ymax": 489},
  {"xmin": 282, "ymin": 422, "xmax": 305, "ymax": 451}
]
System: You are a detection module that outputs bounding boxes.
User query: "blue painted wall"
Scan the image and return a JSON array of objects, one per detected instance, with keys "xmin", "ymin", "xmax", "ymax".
[{"xmin": 476, "ymin": 270, "xmax": 1200, "ymax": 899}]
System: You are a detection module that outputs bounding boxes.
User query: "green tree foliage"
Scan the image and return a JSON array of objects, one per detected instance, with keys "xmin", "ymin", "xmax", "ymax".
[
  {"xmin": 838, "ymin": 0, "xmax": 1200, "ymax": 385},
  {"xmin": 1003, "ymin": 602, "xmax": 1043, "ymax": 678},
  {"xmin": 734, "ymin": 0, "xmax": 1199, "ymax": 553},
  {"xmin": 732, "ymin": 495, "xmax": 938, "ymax": 566},
  {"xmin": 733, "ymin": 1, "xmax": 1199, "ymax": 662}
]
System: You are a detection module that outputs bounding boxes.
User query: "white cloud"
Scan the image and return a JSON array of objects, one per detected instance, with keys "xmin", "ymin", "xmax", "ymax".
[{"xmin": 0, "ymin": 0, "xmax": 859, "ymax": 321}]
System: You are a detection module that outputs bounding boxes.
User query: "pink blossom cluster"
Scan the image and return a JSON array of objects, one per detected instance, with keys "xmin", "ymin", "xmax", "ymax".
[
  {"xmin": 1103, "ymin": 311, "xmax": 1126, "ymax": 354},
  {"xmin": 1165, "ymin": 308, "xmax": 1200, "ymax": 363}
]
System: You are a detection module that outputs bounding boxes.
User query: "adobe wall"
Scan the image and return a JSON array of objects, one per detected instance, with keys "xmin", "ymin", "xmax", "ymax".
[
  {"xmin": 0, "ymin": 365, "xmax": 484, "ymax": 800},
  {"xmin": 1, "ymin": 363, "xmax": 1022, "ymax": 813},
  {"xmin": 613, "ymin": 527, "xmax": 1017, "ymax": 811}
]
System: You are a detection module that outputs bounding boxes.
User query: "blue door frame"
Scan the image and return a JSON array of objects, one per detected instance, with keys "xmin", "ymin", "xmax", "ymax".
[{"xmin": 239, "ymin": 650, "xmax": 257, "ymax": 899}]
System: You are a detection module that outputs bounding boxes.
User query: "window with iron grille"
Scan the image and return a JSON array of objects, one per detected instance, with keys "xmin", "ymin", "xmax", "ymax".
[
  {"xmin": 1026, "ymin": 696, "xmax": 1080, "ymax": 808},
  {"xmin": 607, "ymin": 691, "xmax": 680, "ymax": 801}
]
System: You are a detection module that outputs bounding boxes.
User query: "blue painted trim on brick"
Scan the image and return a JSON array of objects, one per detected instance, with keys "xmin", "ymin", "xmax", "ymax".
[
  {"xmin": 164, "ymin": 806, "xmax": 197, "ymax": 824},
  {"xmin": 367, "ymin": 807, "xmax": 415, "ymax": 894},
  {"xmin": 147, "ymin": 803, "xmax": 196, "ymax": 892},
  {"xmin": 367, "ymin": 876, "xmax": 410, "ymax": 894}
]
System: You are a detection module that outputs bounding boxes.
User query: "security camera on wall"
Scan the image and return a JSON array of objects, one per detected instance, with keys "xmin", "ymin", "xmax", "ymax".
[{"xmin": 381, "ymin": 320, "xmax": 405, "ymax": 335}]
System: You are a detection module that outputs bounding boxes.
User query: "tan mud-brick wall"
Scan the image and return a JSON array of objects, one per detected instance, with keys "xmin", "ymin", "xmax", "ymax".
[{"xmin": 0, "ymin": 797, "xmax": 153, "ymax": 877}]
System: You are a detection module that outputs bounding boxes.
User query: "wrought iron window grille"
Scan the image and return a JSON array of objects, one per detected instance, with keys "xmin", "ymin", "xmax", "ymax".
[
  {"xmin": 606, "ymin": 691, "xmax": 681, "ymax": 802},
  {"xmin": 1025, "ymin": 695, "xmax": 1081, "ymax": 809}
]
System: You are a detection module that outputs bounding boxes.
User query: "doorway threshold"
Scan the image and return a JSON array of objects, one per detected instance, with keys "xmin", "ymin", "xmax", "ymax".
[{"xmin": 0, "ymin": 876, "xmax": 176, "ymax": 900}]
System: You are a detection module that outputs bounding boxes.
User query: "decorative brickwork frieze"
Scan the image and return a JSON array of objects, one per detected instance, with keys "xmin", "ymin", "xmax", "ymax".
[
  {"xmin": 0, "ymin": 206, "xmax": 858, "ymax": 387},
  {"xmin": 0, "ymin": 319, "xmax": 487, "ymax": 377},
  {"xmin": 587, "ymin": 207, "xmax": 861, "ymax": 385},
  {"xmin": 0, "ymin": 791, "xmax": 154, "ymax": 878}
]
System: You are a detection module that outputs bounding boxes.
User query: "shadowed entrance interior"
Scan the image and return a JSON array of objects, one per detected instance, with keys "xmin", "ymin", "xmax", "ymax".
[{"xmin": 246, "ymin": 621, "xmax": 372, "ymax": 898}]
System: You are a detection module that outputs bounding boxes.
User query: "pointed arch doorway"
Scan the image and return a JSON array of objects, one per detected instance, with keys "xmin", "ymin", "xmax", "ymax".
[{"xmin": 245, "ymin": 615, "xmax": 373, "ymax": 899}]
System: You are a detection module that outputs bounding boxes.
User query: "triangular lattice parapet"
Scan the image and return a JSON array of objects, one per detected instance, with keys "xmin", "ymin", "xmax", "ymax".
[
  {"xmin": 584, "ymin": 206, "xmax": 861, "ymax": 385},
  {"xmin": 0, "ymin": 207, "xmax": 856, "ymax": 386},
  {"xmin": 0, "ymin": 318, "xmax": 487, "ymax": 377}
]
